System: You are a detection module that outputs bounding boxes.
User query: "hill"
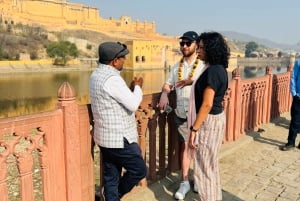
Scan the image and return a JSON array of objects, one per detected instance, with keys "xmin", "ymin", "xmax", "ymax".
[
  {"xmin": 221, "ymin": 31, "xmax": 300, "ymax": 52},
  {"xmin": 0, "ymin": 23, "xmax": 287, "ymax": 61}
]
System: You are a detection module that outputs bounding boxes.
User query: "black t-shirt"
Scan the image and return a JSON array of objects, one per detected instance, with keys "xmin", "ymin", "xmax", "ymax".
[{"xmin": 194, "ymin": 65, "xmax": 228, "ymax": 115}]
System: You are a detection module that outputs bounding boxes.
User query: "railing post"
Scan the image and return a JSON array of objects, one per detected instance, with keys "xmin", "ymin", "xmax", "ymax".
[
  {"xmin": 167, "ymin": 91, "xmax": 180, "ymax": 171},
  {"xmin": 158, "ymin": 112, "xmax": 166, "ymax": 177},
  {"xmin": 231, "ymin": 68, "xmax": 242, "ymax": 140},
  {"xmin": 148, "ymin": 112, "xmax": 158, "ymax": 181},
  {"xmin": 136, "ymin": 105, "xmax": 150, "ymax": 186},
  {"xmin": 265, "ymin": 66, "xmax": 273, "ymax": 122},
  {"xmin": 57, "ymin": 82, "xmax": 82, "ymax": 201},
  {"xmin": 0, "ymin": 157, "xmax": 8, "ymax": 201}
]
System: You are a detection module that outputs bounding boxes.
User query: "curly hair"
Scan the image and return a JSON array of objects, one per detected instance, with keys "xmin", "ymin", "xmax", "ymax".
[{"xmin": 198, "ymin": 32, "xmax": 230, "ymax": 68}]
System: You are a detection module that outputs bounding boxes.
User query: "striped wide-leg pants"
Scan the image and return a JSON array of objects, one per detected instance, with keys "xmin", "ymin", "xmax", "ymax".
[{"xmin": 194, "ymin": 112, "xmax": 225, "ymax": 201}]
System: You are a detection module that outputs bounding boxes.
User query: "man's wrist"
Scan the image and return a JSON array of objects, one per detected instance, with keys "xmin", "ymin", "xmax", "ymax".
[
  {"xmin": 162, "ymin": 90, "xmax": 169, "ymax": 96},
  {"xmin": 162, "ymin": 83, "xmax": 172, "ymax": 94}
]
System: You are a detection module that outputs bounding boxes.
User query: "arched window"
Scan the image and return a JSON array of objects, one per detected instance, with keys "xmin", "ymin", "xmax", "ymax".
[{"xmin": 142, "ymin": 56, "xmax": 146, "ymax": 62}]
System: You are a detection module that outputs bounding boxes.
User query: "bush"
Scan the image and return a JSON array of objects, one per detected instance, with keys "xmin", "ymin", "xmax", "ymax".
[
  {"xmin": 30, "ymin": 51, "xmax": 38, "ymax": 60},
  {"xmin": 46, "ymin": 40, "xmax": 79, "ymax": 66}
]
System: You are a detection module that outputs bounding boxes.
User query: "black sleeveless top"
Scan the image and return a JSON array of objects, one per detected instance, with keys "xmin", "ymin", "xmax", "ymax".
[{"xmin": 194, "ymin": 64, "xmax": 228, "ymax": 115}]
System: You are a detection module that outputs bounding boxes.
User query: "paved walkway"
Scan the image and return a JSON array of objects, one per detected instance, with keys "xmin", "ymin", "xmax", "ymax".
[{"xmin": 123, "ymin": 112, "xmax": 300, "ymax": 201}]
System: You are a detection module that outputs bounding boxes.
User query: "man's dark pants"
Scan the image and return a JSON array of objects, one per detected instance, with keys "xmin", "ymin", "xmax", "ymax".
[
  {"xmin": 100, "ymin": 138, "xmax": 147, "ymax": 201},
  {"xmin": 287, "ymin": 96, "xmax": 300, "ymax": 145}
]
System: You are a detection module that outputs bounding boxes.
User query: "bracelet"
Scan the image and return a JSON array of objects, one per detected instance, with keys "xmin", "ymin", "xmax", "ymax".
[{"xmin": 189, "ymin": 126, "xmax": 198, "ymax": 132}]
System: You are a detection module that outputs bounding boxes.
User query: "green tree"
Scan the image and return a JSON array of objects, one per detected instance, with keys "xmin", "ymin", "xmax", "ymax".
[
  {"xmin": 277, "ymin": 51, "xmax": 282, "ymax": 58},
  {"xmin": 46, "ymin": 40, "xmax": 79, "ymax": 65},
  {"xmin": 245, "ymin": 41, "xmax": 258, "ymax": 57}
]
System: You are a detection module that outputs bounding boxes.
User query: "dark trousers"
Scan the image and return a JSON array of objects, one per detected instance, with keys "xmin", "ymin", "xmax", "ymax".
[
  {"xmin": 287, "ymin": 96, "xmax": 300, "ymax": 145},
  {"xmin": 100, "ymin": 139, "xmax": 147, "ymax": 201}
]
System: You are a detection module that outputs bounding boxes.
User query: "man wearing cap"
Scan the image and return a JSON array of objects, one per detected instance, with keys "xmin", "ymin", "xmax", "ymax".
[
  {"xmin": 159, "ymin": 31, "xmax": 205, "ymax": 200},
  {"xmin": 90, "ymin": 41, "xmax": 147, "ymax": 201}
]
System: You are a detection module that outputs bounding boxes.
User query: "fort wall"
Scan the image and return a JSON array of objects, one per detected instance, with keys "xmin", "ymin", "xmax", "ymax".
[{"xmin": 0, "ymin": 0, "xmax": 156, "ymax": 34}]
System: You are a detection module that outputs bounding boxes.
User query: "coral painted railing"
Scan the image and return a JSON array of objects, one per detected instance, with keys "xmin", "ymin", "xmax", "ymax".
[{"xmin": 0, "ymin": 65, "xmax": 293, "ymax": 201}]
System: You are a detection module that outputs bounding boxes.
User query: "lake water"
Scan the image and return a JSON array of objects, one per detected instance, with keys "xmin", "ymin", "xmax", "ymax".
[{"xmin": 0, "ymin": 64, "xmax": 288, "ymax": 118}]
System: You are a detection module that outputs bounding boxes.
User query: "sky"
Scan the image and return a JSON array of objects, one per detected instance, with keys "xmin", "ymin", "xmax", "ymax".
[{"xmin": 71, "ymin": 0, "xmax": 299, "ymax": 45}]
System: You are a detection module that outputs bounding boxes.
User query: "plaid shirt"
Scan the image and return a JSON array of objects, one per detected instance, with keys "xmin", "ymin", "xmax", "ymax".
[{"xmin": 90, "ymin": 64, "xmax": 142, "ymax": 148}]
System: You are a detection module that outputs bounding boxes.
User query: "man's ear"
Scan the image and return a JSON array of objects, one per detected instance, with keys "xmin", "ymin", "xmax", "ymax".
[{"xmin": 109, "ymin": 58, "xmax": 117, "ymax": 66}]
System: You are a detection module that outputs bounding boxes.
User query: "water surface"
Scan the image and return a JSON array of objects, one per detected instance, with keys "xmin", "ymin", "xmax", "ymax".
[{"xmin": 0, "ymin": 64, "xmax": 288, "ymax": 118}]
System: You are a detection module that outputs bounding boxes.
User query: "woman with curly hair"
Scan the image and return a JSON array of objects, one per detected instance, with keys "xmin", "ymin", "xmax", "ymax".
[{"xmin": 188, "ymin": 32, "xmax": 230, "ymax": 201}]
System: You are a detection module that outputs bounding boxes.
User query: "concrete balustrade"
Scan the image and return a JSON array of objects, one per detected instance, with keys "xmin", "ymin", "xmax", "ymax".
[{"xmin": 0, "ymin": 65, "xmax": 293, "ymax": 201}]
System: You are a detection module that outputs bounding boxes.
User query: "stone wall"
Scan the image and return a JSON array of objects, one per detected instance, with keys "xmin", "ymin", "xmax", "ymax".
[{"xmin": 0, "ymin": 0, "xmax": 156, "ymax": 34}]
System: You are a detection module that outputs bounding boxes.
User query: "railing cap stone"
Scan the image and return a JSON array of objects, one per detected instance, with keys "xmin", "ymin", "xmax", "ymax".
[{"xmin": 57, "ymin": 82, "xmax": 76, "ymax": 101}]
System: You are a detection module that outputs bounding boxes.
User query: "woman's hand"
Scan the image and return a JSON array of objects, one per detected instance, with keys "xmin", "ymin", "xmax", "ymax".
[{"xmin": 189, "ymin": 131, "xmax": 197, "ymax": 149}]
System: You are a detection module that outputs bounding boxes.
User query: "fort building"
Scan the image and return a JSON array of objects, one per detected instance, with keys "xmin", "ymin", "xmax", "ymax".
[
  {"xmin": 124, "ymin": 40, "xmax": 181, "ymax": 69},
  {"xmin": 0, "ymin": 0, "xmax": 156, "ymax": 35}
]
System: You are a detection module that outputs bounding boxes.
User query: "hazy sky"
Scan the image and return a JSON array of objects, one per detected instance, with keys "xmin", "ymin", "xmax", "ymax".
[{"xmin": 71, "ymin": 0, "xmax": 299, "ymax": 45}]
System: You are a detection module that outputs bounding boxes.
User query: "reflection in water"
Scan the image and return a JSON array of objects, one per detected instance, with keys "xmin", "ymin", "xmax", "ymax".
[
  {"xmin": 244, "ymin": 66, "xmax": 262, "ymax": 78},
  {"xmin": 0, "ymin": 65, "xmax": 288, "ymax": 118},
  {"xmin": 0, "ymin": 68, "xmax": 169, "ymax": 118},
  {"xmin": 0, "ymin": 96, "xmax": 57, "ymax": 118},
  {"xmin": 276, "ymin": 66, "xmax": 282, "ymax": 72},
  {"xmin": 0, "ymin": 71, "xmax": 92, "ymax": 118},
  {"xmin": 242, "ymin": 65, "xmax": 287, "ymax": 79}
]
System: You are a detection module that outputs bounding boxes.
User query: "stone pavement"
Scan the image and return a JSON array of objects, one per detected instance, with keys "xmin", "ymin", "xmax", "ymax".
[{"xmin": 122, "ymin": 112, "xmax": 300, "ymax": 201}]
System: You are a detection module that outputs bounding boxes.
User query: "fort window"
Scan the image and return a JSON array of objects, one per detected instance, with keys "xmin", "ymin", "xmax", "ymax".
[
  {"xmin": 135, "ymin": 56, "xmax": 140, "ymax": 62},
  {"xmin": 142, "ymin": 56, "xmax": 146, "ymax": 62}
]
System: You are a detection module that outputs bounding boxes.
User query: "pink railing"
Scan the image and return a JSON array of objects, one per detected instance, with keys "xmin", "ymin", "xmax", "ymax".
[
  {"xmin": 0, "ymin": 83, "xmax": 94, "ymax": 201},
  {"xmin": 0, "ymin": 65, "xmax": 293, "ymax": 201}
]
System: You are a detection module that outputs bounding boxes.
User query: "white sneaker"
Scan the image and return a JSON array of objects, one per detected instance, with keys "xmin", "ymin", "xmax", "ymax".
[
  {"xmin": 193, "ymin": 182, "xmax": 198, "ymax": 193},
  {"xmin": 174, "ymin": 181, "xmax": 190, "ymax": 200}
]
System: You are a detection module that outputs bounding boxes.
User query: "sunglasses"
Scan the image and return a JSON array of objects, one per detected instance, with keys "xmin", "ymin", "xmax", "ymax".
[
  {"xmin": 114, "ymin": 42, "xmax": 127, "ymax": 59},
  {"xmin": 179, "ymin": 41, "xmax": 194, "ymax": 47}
]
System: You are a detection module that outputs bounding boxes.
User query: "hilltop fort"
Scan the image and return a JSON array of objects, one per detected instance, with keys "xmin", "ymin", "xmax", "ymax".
[
  {"xmin": 0, "ymin": 0, "xmax": 185, "ymax": 67},
  {"xmin": 0, "ymin": 0, "xmax": 159, "ymax": 37},
  {"xmin": 0, "ymin": 0, "xmax": 240, "ymax": 69}
]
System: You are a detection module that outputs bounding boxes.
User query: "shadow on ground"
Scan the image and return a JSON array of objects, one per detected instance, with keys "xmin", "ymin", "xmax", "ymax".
[
  {"xmin": 245, "ymin": 114, "xmax": 290, "ymax": 149},
  {"xmin": 121, "ymin": 172, "xmax": 245, "ymax": 201}
]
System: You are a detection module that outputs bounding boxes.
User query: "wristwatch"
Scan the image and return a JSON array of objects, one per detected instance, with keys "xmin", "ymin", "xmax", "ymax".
[{"xmin": 189, "ymin": 126, "xmax": 198, "ymax": 132}]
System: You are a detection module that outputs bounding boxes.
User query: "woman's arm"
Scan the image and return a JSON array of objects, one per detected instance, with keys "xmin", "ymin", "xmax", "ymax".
[{"xmin": 189, "ymin": 86, "xmax": 215, "ymax": 148}]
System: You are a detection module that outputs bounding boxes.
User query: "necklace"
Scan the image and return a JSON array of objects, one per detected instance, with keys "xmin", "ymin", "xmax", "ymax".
[{"xmin": 178, "ymin": 57, "xmax": 199, "ymax": 81}]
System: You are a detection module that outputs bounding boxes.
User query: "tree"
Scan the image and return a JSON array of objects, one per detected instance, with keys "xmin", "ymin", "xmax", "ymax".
[
  {"xmin": 245, "ymin": 41, "xmax": 258, "ymax": 57},
  {"xmin": 277, "ymin": 51, "xmax": 282, "ymax": 58},
  {"xmin": 46, "ymin": 40, "xmax": 79, "ymax": 65}
]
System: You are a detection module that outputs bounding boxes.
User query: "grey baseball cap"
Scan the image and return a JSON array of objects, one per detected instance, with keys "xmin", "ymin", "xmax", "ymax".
[{"xmin": 98, "ymin": 42, "xmax": 129, "ymax": 61}]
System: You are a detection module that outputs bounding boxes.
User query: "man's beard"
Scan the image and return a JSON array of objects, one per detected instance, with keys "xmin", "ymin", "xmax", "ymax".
[{"xmin": 182, "ymin": 51, "xmax": 194, "ymax": 58}]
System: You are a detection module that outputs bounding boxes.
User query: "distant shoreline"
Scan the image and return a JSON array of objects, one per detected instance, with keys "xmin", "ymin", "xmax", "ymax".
[
  {"xmin": 0, "ymin": 64, "xmax": 96, "ymax": 74},
  {"xmin": 0, "ymin": 63, "xmax": 237, "ymax": 74}
]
